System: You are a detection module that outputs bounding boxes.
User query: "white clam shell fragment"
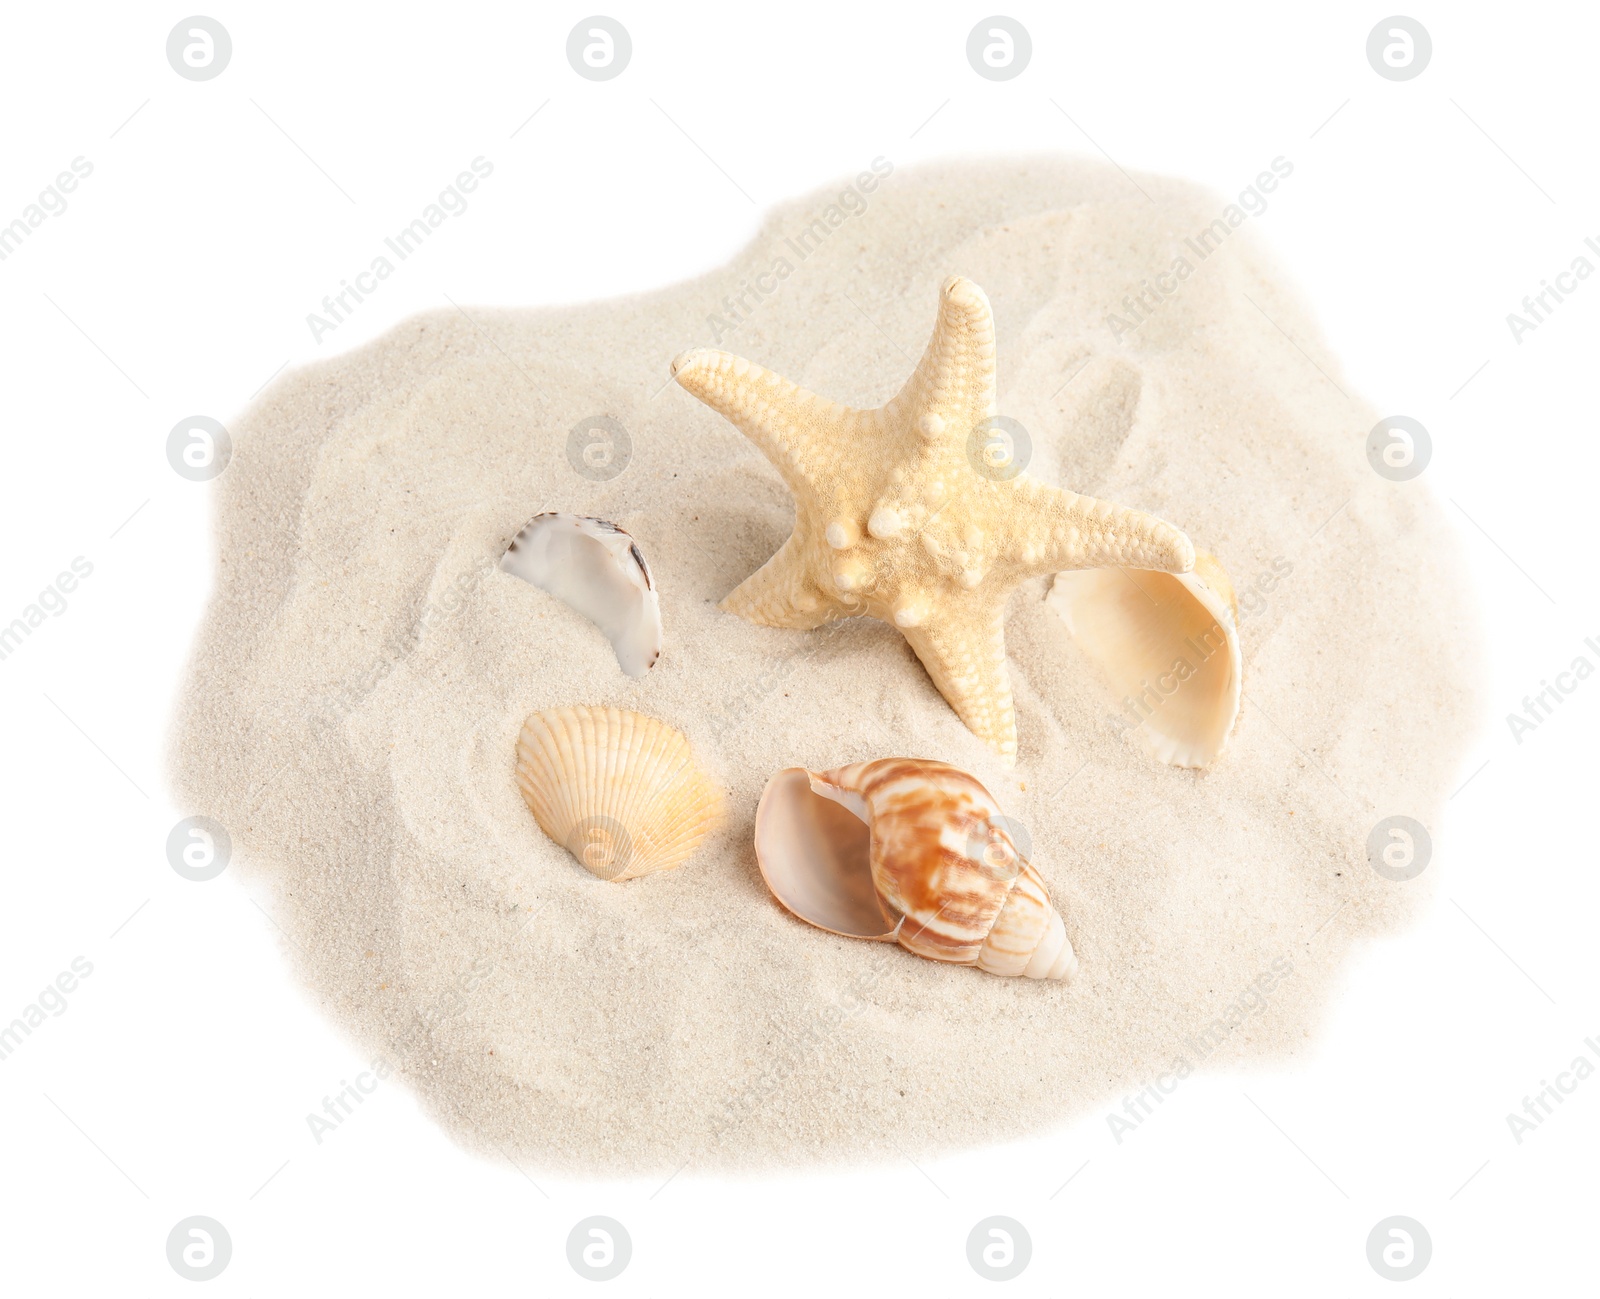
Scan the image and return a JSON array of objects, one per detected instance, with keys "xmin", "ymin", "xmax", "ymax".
[
  {"xmin": 515, "ymin": 705, "xmax": 722, "ymax": 881},
  {"xmin": 753, "ymin": 758, "xmax": 1077, "ymax": 980},
  {"xmin": 501, "ymin": 513, "xmax": 662, "ymax": 677},
  {"xmin": 1047, "ymin": 551, "xmax": 1242, "ymax": 769}
]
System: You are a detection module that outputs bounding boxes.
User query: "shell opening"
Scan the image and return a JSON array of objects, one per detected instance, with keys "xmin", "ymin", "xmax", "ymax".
[{"xmin": 753, "ymin": 769, "xmax": 897, "ymax": 940}]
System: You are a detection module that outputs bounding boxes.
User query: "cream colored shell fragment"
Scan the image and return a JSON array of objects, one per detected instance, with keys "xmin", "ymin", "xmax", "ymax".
[
  {"xmin": 753, "ymin": 757, "xmax": 1077, "ymax": 980},
  {"xmin": 515, "ymin": 705, "xmax": 722, "ymax": 880},
  {"xmin": 672, "ymin": 275, "xmax": 1195, "ymax": 764},
  {"xmin": 1048, "ymin": 552, "xmax": 1242, "ymax": 768}
]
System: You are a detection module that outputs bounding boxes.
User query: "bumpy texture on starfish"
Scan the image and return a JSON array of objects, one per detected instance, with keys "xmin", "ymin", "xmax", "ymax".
[{"xmin": 671, "ymin": 276, "xmax": 1195, "ymax": 763}]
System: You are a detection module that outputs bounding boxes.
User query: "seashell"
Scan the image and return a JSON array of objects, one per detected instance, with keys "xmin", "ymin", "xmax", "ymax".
[
  {"xmin": 753, "ymin": 758, "xmax": 1077, "ymax": 980},
  {"xmin": 501, "ymin": 513, "xmax": 662, "ymax": 677},
  {"xmin": 515, "ymin": 705, "xmax": 721, "ymax": 881},
  {"xmin": 1047, "ymin": 551, "xmax": 1241, "ymax": 769}
]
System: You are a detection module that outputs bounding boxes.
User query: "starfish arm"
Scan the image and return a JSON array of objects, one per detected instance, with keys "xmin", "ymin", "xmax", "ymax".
[
  {"xmin": 672, "ymin": 348, "xmax": 864, "ymax": 500},
  {"xmin": 721, "ymin": 531, "xmax": 837, "ymax": 630},
  {"xmin": 882, "ymin": 276, "xmax": 998, "ymax": 435},
  {"xmin": 1007, "ymin": 478, "xmax": 1195, "ymax": 576},
  {"xmin": 899, "ymin": 609, "xmax": 1018, "ymax": 764}
]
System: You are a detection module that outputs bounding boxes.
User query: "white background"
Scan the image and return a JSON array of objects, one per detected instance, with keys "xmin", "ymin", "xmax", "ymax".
[{"xmin": 1, "ymin": 2, "xmax": 1596, "ymax": 1293}]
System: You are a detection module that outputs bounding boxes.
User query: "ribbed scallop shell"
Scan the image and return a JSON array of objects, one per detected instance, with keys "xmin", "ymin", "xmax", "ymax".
[
  {"xmin": 515, "ymin": 706, "xmax": 721, "ymax": 881},
  {"xmin": 753, "ymin": 758, "xmax": 1077, "ymax": 980}
]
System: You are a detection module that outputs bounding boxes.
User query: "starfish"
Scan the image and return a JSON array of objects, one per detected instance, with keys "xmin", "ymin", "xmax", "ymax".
[{"xmin": 671, "ymin": 275, "xmax": 1194, "ymax": 763}]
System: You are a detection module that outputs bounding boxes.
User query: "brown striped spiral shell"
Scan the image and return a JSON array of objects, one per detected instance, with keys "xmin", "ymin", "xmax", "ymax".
[{"xmin": 754, "ymin": 758, "xmax": 1076, "ymax": 980}]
